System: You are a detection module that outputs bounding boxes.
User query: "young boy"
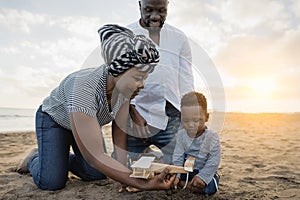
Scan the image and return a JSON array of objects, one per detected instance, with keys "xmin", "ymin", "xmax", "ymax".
[{"xmin": 172, "ymin": 92, "xmax": 221, "ymax": 195}]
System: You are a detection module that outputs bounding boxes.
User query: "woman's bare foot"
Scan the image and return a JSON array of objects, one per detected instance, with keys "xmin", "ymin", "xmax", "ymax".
[
  {"xmin": 16, "ymin": 148, "xmax": 38, "ymax": 174},
  {"xmin": 125, "ymin": 186, "xmax": 142, "ymax": 193}
]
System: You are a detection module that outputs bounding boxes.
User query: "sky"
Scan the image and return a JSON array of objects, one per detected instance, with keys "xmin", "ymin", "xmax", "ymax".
[{"xmin": 0, "ymin": 0, "xmax": 299, "ymax": 113}]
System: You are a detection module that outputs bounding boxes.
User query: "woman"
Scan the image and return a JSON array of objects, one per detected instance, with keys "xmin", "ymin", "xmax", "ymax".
[{"xmin": 17, "ymin": 24, "xmax": 175, "ymax": 191}]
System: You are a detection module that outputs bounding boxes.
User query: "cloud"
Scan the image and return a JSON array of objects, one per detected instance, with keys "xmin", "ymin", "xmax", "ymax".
[
  {"xmin": 0, "ymin": 8, "xmax": 108, "ymax": 71},
  {"xmin": 215, "ymin": 35, "xmax": 279, "ymax": 77},
  {"xmin": 215, "ymin": 27, "xmax": 300, "ymax": 76},
  {"xmin": 0, "ymin": 8, "xmax": 107, "ymax": 109},
  {"xmin": 0, "ymin": 1, "xmax": 299, "ymax": 111},
  {"xmin": 168, "ymin": 0, "xmax": 294, "ymax": 57},
  {"xmin": 168, "ymin": 0, "xmax": 227, "ymax": 56},
  {"xmin": 0, "ymin": 38, "xmax": 101, "ymax": 108},
  {"xmin": 0, "ymin": 66, "xmax": 51, "ymax": 108},
  {"xmin": 214, "ymin": 24, "xmax": 300, "ymax": 100},
  {"xmin": 0, "ymin": 4, "xmax": 138, "ymax": 108},
  {"xmin": 0, "ymin": 8, "xmax": 46, "ymax": 33},
  {"xmin": 0, "ymin": 8, "xmax": 105, "ymax": 38},
  {"xmin": 219, "ymin": 0, "xmax": 290, "ymax": 31},
  {"xmin": 54, "ymin": 16, "xmax": 106, "ymax": 38},
  {"xmin": 291, "ymin": 0, "xmax": 300, "ymax": 18}
]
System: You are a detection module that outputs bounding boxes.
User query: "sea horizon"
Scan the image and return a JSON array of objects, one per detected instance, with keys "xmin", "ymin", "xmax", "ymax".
[
  {"xmin": 1, "ymin": 107, "xmax": 299, "ymax": 133},
  {"xmin": 1, "ymin": 106, "xmax": 299, "ymax": 114},
  {"xmin": 0, "ymin": 107, "xmax": 36, "ymax": 132}
]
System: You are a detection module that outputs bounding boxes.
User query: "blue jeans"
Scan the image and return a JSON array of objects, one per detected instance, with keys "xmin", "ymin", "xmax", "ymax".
[
  {"xmin": 28, "ymin": 106, "xmax": 106, "ymax": 190},
  {"xmin": 127, "ymin": 103, "xmax": 181, "ymax": 164},
  {"xmin": 202, "ymin": 174, "xmax": 220, "ymax": 196}
]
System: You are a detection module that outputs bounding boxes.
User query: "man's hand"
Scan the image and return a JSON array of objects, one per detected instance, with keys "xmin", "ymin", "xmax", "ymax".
[{"xmin": 129, "ymin": 104, "xmax": 150, "ymax": 139}]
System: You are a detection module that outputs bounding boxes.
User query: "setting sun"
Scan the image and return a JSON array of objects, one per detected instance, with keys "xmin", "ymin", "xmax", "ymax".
[{"xmin": 249, "ymin": 78, "xmax": 276, "ymax": 98}]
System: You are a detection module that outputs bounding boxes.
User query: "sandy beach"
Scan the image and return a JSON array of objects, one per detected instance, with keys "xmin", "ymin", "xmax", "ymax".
[{"xmin": 1, "ymin": 113, "xmax": 300, "ymax": 199}]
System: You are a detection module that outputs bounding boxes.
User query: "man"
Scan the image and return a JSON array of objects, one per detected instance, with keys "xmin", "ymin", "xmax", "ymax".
[{"xmin": 113, "ymin": 0, "xmax": 194, "ymax": 165}]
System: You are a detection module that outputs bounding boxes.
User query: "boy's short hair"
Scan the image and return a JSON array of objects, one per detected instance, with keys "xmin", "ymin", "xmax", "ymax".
[{"xmin": 181, "ymin": 92, "xmax": 208, "ymax": 113}]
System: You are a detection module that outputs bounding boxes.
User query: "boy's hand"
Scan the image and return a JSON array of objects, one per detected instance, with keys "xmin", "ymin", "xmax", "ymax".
[{"xmin": 188, "ymin": 176, "xmax": 206, "ymax": 190}]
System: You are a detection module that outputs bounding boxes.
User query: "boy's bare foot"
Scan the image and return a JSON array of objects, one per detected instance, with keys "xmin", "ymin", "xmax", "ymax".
[{"xmin": 16, "ymin": 148, "xmax": 38, "ymax": 174}]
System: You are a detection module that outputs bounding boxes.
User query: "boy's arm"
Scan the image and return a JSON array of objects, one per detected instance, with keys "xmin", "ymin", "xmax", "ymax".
[
  {"xmin": 172, "ymin": 132, "xmax": 186, "ymax": 178},
  {"xmin": 196, "ymin": 133, "xmax": 221, "ymax": 185}
]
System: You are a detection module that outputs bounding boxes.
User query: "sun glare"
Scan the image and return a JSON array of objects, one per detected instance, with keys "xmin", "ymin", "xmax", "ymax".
[{"xmin": 249, "ymin": 78, "xmax": 276, "ymax": 98}]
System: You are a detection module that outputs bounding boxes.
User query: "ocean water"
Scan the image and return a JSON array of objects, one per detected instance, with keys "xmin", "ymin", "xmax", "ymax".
[
  {"xmin": 1, "ymin": 107, "xmax": 299, "ymax": 135},
  {"xmin": 0, "ymin": 107, "xmax": 36, "ymax": 132}
]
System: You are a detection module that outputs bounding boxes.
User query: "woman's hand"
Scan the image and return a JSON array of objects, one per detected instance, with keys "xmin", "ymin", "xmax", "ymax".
[
  {"xmin": 173, "ymin": 177, "xmax": 180, "ymax": 189},
  {"xmin": 121, "ymin": 167, "xmax": 176, "ymax": 193},
  {"xmin": 145, "ymin": 167, "xmax": 176, "ymax": 190}
]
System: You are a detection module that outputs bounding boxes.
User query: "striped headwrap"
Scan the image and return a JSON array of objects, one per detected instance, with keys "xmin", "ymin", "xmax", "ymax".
[{"xmin": 98, "ymin": 24, "xmax": 160, "ymax": 77}]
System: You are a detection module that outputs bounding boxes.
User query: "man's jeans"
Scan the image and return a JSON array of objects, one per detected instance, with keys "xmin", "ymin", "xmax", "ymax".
[{"xmin": 28, "ymin": 106, "xmax": 106, "ymax": 190}]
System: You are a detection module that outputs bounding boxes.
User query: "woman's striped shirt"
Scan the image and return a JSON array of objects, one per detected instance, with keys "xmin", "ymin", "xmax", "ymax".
[{"xmin": 42, "ymin": 65, "xmax": 126, "ymax": 130}]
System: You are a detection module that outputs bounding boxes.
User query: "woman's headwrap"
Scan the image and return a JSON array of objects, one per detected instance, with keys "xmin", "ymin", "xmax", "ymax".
[{"xmin": 98, "ymin": 24, "xmax": 160, "ymax": 77}]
